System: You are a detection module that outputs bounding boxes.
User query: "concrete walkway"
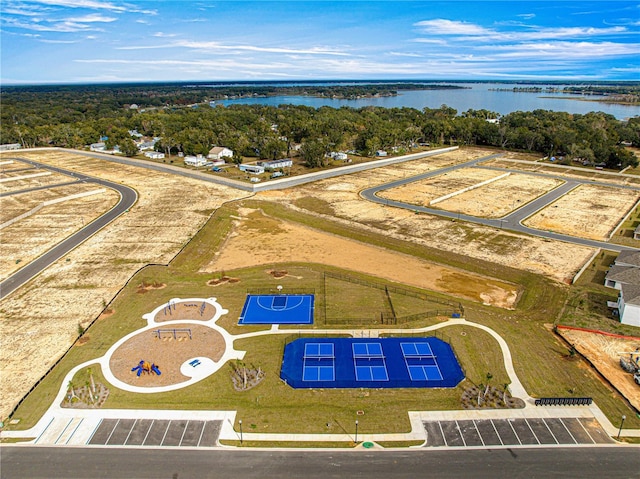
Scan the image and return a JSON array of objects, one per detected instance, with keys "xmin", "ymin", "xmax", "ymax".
[{"xmin": 3, "ymin": 298, "xmax": 639, "ymax": 447}]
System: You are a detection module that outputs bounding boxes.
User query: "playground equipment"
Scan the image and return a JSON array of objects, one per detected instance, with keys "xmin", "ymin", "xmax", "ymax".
[
  {"xmin": 131, "ymin": 360, "xmax": 162, "ymax": 377},
  {"xmin": 153, "ymin": 328, "xmax": 192, "ymax": 340},
  {"xmin": 619, "ymin": 349, "xmax": 640, "ymax": 386}
]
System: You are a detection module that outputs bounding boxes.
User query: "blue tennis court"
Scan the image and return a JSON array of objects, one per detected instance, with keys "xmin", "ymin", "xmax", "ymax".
[
  {"xmin": 238, "ymin": 294, "xmax": 314, "ymax": 325},
  {"xmin": 281, "ymin": 337, "xmax": 464, "ymax": 388}
]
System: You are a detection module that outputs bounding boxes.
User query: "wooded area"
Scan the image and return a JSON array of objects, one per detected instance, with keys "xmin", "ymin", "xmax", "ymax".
[{"xmin": 1, "ymin": 84, "xmax": 638, "ymax": 169}]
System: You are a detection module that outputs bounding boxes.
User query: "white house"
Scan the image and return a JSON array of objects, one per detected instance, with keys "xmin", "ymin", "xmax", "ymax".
[
  {"xmin": 239, "ymin": 164, "xmax": 265, "ymax": 174},
  {"xmin": 184, "ymin": 155, "xmax": 207, "ymax": 167},
  {"xmin": 207, "ymin": 146, "xmax": 233, "ymax": 160},
  {"xmin": 259, "ymin": 159, "xmax": 292, "ymax": 170},
  {"xmin": 0, "ymin": 143, "xmax": 21, "ymax": 151},
  {"xmin": 617, "ymin": 284, "xmax": 640, "ymax": 327},
  {"xmin": 145, "ymin": 151, "xmax": 165, "ymax": 160},
  {"xmin": 328, "ymin": 152, "xmax": 348, "ymax": 161},
  {"xmin": 90, "ymin": 142, "xmax": 106, "ymax": 152}
]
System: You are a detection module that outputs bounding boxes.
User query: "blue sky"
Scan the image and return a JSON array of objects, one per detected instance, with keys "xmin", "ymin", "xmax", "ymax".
[{"xmin": 1, "ymin": 1, "xmax": 639, "ymax": 84}]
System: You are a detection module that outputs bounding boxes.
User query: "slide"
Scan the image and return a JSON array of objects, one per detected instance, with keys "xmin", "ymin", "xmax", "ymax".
[{"xmin": 151, "ymin": 364, "xmax": 161, "ymax": 375}]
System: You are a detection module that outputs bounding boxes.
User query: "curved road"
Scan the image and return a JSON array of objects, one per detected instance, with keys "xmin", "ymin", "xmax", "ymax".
[
  {"xmin": 361, "ymin": 154, "xmax": 640, "ymax": 253},
  {"xmin": 0, "ymin": 158, "xmax": 138, "ymax": 300}
]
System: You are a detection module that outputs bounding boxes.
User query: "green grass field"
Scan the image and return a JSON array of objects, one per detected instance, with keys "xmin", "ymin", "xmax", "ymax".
[{"xmin": 6, "ymin": 199, "xmax": 640, "ymax": 434}]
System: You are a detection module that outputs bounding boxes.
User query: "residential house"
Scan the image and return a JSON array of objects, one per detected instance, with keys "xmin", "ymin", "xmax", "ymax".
[
  {"xmin": 208, "ymin": 146, "xmax": 233, "ymax": 160},
  {"xmin": 239, "ymin": 164, "xmax": 265, "ymax": 175},
  {"xmin": 145, "ymin": 151, "xmax": 165, "ymax": 160},
  {"xmin": 184, "ymin": 155, "xmax": 207, "ymax": 167},
  {"xmin": 259, "ymin": 159, "xmax": 292, "ymax": 170},
  {"xmin": 605, "ymin": 250, "xmax": 640, "ymax": 327}
]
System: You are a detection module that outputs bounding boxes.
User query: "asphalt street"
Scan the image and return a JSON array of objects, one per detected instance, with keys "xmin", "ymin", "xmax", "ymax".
[
  {"xmin": 361, "ymin": 154, "xmax": 640, "ymax": 253},
  {"xmin": 2, "ymin": 445, "xmax": 639, "ymax": 479},
  {"xmin": 0, "ymin": 158, "xmax": 138, "ymax": 300}
]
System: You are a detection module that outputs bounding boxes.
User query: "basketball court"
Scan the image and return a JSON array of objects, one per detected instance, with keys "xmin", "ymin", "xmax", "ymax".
[{"xmin": 238, "ymin": 294, "xmax": 315, "ymax": 325}]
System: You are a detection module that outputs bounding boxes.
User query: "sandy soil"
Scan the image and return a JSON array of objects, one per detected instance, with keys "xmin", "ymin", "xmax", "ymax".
[
  {"xmin": 109, "ymin": 323, "xmax": 225, "ymax": 387},
  {"xmin": 0, "ymin": 150, "xmax": 249, "ymax": 420},
  {"xmin": 257, "ymin": 148, "xmax": 596, "ymax": 283},
  {"xmin": 1, "ymin": 184, "xmax": 119, "ymax": 279},
  {"xmin": 559, "ymin": 329, "xmax": 640, "ymax": 411},
  {"xmin": 524, "ymin": 184, "xmax": 640, "ymax": 240},
  {"xmin": 204, "ymin": 208, "xmax": 519, "ymax": 308},
  {"xmin": 380, "ymin": 168, "xmax": 562, "ymax": 218}
]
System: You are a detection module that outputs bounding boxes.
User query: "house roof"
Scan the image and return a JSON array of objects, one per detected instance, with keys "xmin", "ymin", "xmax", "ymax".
[
  {"xmin": 615, "ymin": 250, "xmax": 640, "ymax": 268},
  {"xmin": 606, "ymin": 265, "xmax": 640, "ymax": 285},
  {"xmin": 208, "ymin": 146, "xmax": 231, "ymax": 154},
  {"xmin": 621, "ymin": 283, "xmax": 640, "ymax": 306}
]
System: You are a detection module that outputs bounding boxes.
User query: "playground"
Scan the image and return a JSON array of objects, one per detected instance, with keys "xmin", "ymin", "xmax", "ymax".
[
  {"xmin": 108, "ymin": 323, "xmax": 226, "ymax": 387},
  {"xmin": 154, "ymin": 300, "xmax": 218, "ymax": 322}
]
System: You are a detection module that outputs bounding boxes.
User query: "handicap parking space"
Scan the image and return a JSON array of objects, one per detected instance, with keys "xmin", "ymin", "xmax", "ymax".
[
  {"xmin": 88, "ymin": 418, "xmax": 222, "ymax": 447},
  {"xmin": 423, "ymin": 417, "xmax": 613, "ymax": 448}
]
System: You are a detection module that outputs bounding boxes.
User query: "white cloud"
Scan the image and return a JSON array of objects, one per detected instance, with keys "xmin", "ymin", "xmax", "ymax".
[
  {"xmin": 153, "ymin": 32, "xmax": 178, "ymax": 38},
  {"xmin": 481, "ymin": 41, "xmax": 640, "ymax": 60},
  {"xmin": 517, "ymin": 14, "xmax": 536, "ymax": 20},
  {"xmin": 31, "ymin": 0, "xmax": 128, "ymax": 12},
  {"xmin": 117, "ymin": 40, "xmax": 351, "ymax": 56},
  {"xmin": 64, "ymin": 13, "xmax": 117, "ymax": 22},
  {"xmin": 414, "ymin": 19, "xmax": 492, "ymax": 35}
]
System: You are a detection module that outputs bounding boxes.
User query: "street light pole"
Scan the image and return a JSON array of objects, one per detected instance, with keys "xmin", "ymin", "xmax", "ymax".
[
  {"xmin": 617, "ymin": 415, "xmax": 626, "ymax": 440},
  {"xmin": 239, "ymin": 419, "xmax": 243, "ymax": 444},
  {"xmin": 355, "ymin": 420, "xmax": 359, "ymax": 443}
]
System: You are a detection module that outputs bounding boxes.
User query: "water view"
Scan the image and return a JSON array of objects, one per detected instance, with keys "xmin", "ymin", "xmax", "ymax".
[{"xmin": 217, "ymin": 83, "xmax": 639, "ymax": 120}]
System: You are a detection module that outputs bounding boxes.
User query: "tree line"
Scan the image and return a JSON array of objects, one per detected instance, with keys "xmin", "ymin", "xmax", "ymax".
[{"xmin": 1, "ymin": 85, "xmax": 638, "ymax": 169}]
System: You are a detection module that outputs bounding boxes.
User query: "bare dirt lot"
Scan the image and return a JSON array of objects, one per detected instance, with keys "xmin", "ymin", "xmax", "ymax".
[
  {"xmin": 203, "ymin": 208, "xmax": 519, "ymax": 308},
  {"xmin": 1, "ymin": 182, "xmax": 119, "ymax": 279},
  {"xmin": 524, "ymin": 184, "xmax": 640, "ymax": 241},
  {"xmin": 558, "ymin": 328, "xmax": 640, "ymax": 412},
  {"xmin": 257, "ymin": 148, "xmax": 596, "ymax": 283},
  {"xmin": 380, "ymin": 168, "xmax": 563, "ymax": 218},
  {"xmin": 109, "ymin": 323, "xmax": 225, "ymax": 387},
  {"xmin": 0, "ymin": 150, "xmax": 250, "ymax": 420}
]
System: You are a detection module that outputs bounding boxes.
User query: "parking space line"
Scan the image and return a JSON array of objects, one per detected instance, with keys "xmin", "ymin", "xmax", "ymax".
[
  {"xmin": 141, "ymin": 419, "xmax": 154, "ymax": 445},
  {"xmin": 542, "ymin": 419, "xmax": 559, "ymax": 444},
  {"xmin": 472, "ymin": 420, "xmax": 485, "ymax": 447},
  {"xmin": 178, "ymin": 420, "xmax": 189, "ymax": 446},
  {"xmin": 86, "ymin": 419, "xmax": 103, "ymax": 445},
  {"xmin": 575, "ymin": 417, "xmax": 596, "ymax": 444},
  {"xmin": 104, "ymin": 419, "xmax": 120, "ymax": 445},
  {"xmin": 159, "ymin": 420, "xmax": 171, "ymax": 446},
  {"xmin": 559, "ymin": 418, "xmax": 579, "ymax": 444},
  {"xmin": 438, "ymin": 421, "xmax": 448, "ymax": 446},
  {"xmin": 64, "ymin": 418, "xmax": 84, "ymax": 445},
  {"xmin": 54, "ymin": 419, "xmax": 74, "ymax": 444},
  {"xmin": 507, "ymin": 420, "xmax": 522, "ymax": 445},
  {"xmin": 197, "ymin": 422, "xmax": 207, "ymax": 447},
  {"xmin": 524, "ymin": 419, "xmax": 540, "ymax": 445},
  {"xmin": 124, "ymin": 419, "xmax": 137, "ymax": 445},
  {"xmin": 455, "ymin": 421, "xmax": 467, "ymax": 447},
  {"xmin": 490, "ymin": 420, "xmax": 504, "ymax": 446}
]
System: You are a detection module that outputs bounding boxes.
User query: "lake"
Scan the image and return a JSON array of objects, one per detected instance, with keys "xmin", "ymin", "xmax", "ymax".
[{"xmin": 215, "ymin": 83, "xmax": 639, "ymax": 120}]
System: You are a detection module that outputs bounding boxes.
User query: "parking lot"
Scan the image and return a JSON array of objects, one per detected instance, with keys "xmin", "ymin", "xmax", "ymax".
[
  {"xmin": 88, "ymin": 418, "xmax": 222, "ymax": 447},
  {"xmin": 423, "ymin": 417, "xmax": 613, "ymax": 447}
]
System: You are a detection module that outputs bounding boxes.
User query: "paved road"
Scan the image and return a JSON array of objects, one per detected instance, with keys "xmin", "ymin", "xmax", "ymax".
[
  {"xmin": 361, "ymin": 154, "xmax": 640, "ymax": 253},
  {"xmin": 2, "ymin": 446, "xmax": 639, "ymax": 479},
  {"xmin": 0, "ymin": 158, "xmax": 138, "ymax": 299}
]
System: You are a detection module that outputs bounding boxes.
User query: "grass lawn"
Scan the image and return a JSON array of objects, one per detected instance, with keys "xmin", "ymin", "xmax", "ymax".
[{"xmin": 6, "ymin": 199, "xmax": 640, "ymax": 434}]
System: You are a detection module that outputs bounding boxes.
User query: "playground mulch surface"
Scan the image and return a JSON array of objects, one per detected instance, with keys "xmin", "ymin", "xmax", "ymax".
[
  {"xmin": 108, "ymin": 323, "xmax": 226, "ymax": 387},
  {"xmin": 153, "ymin": 301, "xmax": 218, "ymax": 323}
]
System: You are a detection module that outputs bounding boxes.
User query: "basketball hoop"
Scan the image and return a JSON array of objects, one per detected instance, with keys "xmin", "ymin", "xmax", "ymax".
[{"xmin": 277, "ymin": 285, "xmax": 283, "ymax": 294}]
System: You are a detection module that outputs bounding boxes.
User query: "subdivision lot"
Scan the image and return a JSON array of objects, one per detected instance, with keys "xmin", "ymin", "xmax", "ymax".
[
  {"xmin": 423, "ymin": 417, "xmax": 613, "ymax": 447},
  {"xmin": 258, "ymin": 148, "xmax": 596, "ymax": 283},
  {"xmin": 88, "ymin": 418, "xmax": 221, "ymax": 447},
  {"xmin": 379, "ymin": 168, "xmax": 563, "ymax": 219},
  {"xmin": 524, "ymin": 184, "xmax": 640, "ymax": 241}
]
